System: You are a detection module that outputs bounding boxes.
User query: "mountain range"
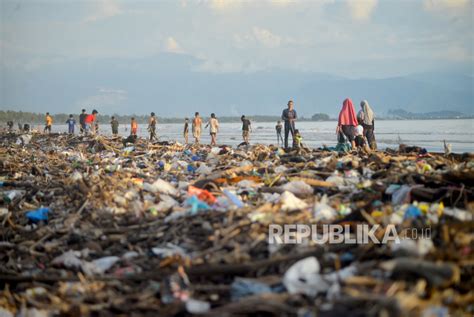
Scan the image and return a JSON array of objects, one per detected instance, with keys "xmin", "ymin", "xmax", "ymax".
[{"xmin": 1, "ymin": 53, "xmax": 472, "ymax": 117}]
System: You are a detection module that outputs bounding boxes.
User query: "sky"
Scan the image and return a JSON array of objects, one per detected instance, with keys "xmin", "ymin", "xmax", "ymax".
[{"xmin": 1, "ymin": 0, "xmax": 472, "ymax": 78}]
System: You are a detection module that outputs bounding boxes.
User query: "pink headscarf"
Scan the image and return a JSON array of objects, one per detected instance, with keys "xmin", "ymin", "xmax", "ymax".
[{"xmin": 338, "ymin": 98, "xmax": 358, "ymax": 126}]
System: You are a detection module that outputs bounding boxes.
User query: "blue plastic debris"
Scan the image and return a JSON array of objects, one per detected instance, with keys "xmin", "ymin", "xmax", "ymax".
[
  {"xmin": 187, "ymin": 164, "xmax": 196, "ymax": 173},
  {"xmin": 185, "ymin": 196, "xmax": 210, "ymax": 214},
  {"xmin": 223, "ymin": 190, "xmax": 244, "ymax": 208},
  {"xmin": 231, "ymin": 278, "xmax": 273, "ymax": 301},
  {"xmin": 404, "ymin": 205, "xmax": 422, "ymax": 220},
  {"xmin": 340, "ymin": 252, "xmax": 355, "ymax": 263},
  {"xmin": 26, "ymin": 207, "xmax": 49, "ymax": 223},
  {"xmin": 191, "ymin": 155, "xmax": 201, "ymax": 162}
]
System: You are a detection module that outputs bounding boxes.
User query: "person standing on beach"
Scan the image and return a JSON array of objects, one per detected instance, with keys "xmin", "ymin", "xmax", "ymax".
[
  {"xmin": 336, "ymin": 98, "xmax": 358, "ymax": 149},
  {"xmin": 110, "ymin": 116, "xmax": 119, "ymax": 135},
  {"xmin": 205, "ymin": 113, "xmax": 219, "ymax": 146},
  {"xmin": 276, "ymin": 121, "xmax": 283, "ymax": 145},
  {"xmin": 241, "ymin": 115, "xmax": 252, "ymax": 144},
  {"xmin": 183, "ymin": 118, "xmax": 189, "ymax": 144},
  {"xmin": 131, "ymin": 117, "xmax": 138, "ymax": 136},
  {"xmin": 66, "ymin": 114, "xmax": 76, "ymax": 134},
  {"xmin": 79, "ymin": 109, "xmax": 87, "ymax": 134},
  {"xmin": 148, "ymin": 112, "xmax": 157, "ymax": 140},
  {"xmin": 192, "ymin": 112, "xmax": 202, "ymax": 144},
  {"xmin": 44, "ymin": 112, "xmax": 53, "ymax": 133},
  {"xmin": 84, "ymin": 109, "xmax": 98, "ymax": 134},
  {"xmin": 281, "ymin": 100, "xmax": 297, "ymax": 148},
  {"xmin": 357, "ymin": 100, "xmax": 376, "ymax": 150}
]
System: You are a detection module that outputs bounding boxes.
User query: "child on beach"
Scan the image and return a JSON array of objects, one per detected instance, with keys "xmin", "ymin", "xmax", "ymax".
[
  {"xmin": 276, "ymin": 121, "xmax": 283, "ymax": 145},
  {"xmin": 294, "ymin": 129, "xmax": 303, "ymax": 148},
  {"xmin": 354, "ymin": 124, "xmax": 371, "ymax": 153},
  {"xmin": 131, "ymin": 117, "xmax": 138, "ymax": 136},
  {"xmin": 65, "ymin": 114, "xmax": 76, "ymax": 134},
  {"xmin": 184, "ymin": 118, "xmax": 189, "ymax": 144},
  {"xmin": 205, "ymin": 113, "xmax": 219, "ymax": 146}
]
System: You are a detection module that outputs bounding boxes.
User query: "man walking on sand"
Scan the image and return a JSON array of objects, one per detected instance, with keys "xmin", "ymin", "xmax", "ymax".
[
  {"xmin": 192, "ymin": 112, "xmax": 202, "ymax": 144},
  {"xmin": 184, "ymin": 118, "xmax": 189, "ymax": 144},
  {"xmin": 44, "ymin": 112, "xmax": 53, "ymax": 133},
  {"xmin": 79, "ymin": 109, "xmax": 87, "ymax": 134},
  {"xmin": 84, "ymin": 110, "xmax": 98, "ymax": 134},
  {"xmin": 148, "ymin": 112, "xmax": 157, "ymax": 140},
  {"xmin": 110, "ymin": 116, "xmax": 119, "ymax": 135},
  {"xmin": 241, "ymin": 115, "xmax": 252, "ymax": 144},
  {"xmin": 281, "ymin": 100, "xmax": 297, "ymax": 149},
  {"xmin": 205, "ymin": 113, "xmax": 219, "ymax": 146}
]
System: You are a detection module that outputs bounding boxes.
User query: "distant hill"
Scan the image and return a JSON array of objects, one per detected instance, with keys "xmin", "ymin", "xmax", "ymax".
[
  {"xmin": 1, "ymin": 53, "xmax": 473, "ymax": 117},
  {"xmin": 386, "ymin": 109, "xmax": 470, "ymax": 119}
]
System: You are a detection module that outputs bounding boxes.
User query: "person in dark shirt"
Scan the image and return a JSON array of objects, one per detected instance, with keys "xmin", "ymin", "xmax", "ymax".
[
  {"xmin": 281, "ymin": 100, "xmax": 297, "ymax": 148},
  {"xmin": 110, "ymin": 116, "xmax": 119, "ymax": 135},
  {"xmin": 148, "ymin": 112, "xmax": 157, "ymax": 140},
  {"xmin": 275, "ymin": 120, "xmax": 283, "ymax": 145},
  {"xmin": 241, "ymin": 115, "xmax": 252, "ymax": 143},
  {"xmin": 183, "ymin": 118, "xmax": 189, "ymax": 144},
  {"xmin": 79, "ymin": 109, "xmax": 87, "ymax": 134}
]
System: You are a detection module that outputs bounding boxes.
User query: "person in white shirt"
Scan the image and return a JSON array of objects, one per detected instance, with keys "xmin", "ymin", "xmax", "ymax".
[
  {"xmin": 354, "ymin": 124, "xmax": 370, "ymax": 153},
  {"xmin": 205, "ymin": 113, "xmax": 219, "ymax": 146}
]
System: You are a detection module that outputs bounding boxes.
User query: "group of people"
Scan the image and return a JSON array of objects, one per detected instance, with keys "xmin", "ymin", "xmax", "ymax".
[
  {"xmin": 273, "ymin": 98, "xmax": 376, "ymax": 152},
  {"xmin": 184, "ymin": 112, "xmax": 220, "ymax": 146},
  {"xmin": 34, "ymin": 98, "xmax": 376, "ymax": 151},
  {"xmin": 336, "ymin": 98, "xmax": 376, "ymax": 151}
]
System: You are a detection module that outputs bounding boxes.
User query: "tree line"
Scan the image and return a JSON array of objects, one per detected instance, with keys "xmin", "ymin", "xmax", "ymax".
[{"xmin": 0, "ymin": 110, "xmax": 334, "ymax": 124}]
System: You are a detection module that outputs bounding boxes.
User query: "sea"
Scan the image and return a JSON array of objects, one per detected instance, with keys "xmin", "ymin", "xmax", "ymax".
[{"xmin": 42, "ymin": 119, "xmax": 473, "ymax": 153}]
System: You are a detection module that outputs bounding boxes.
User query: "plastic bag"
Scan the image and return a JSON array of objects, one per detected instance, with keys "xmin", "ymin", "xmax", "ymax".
[
  {"xmin": 188, "ymin": 186, "xmax": 217, "ymax": 205},
  {"xmin": 231, "ymin": 278, "xmax": 273, "ymax": 301},
  {"xmin": 223, "ymin": 189, "xmax": 244, "ymax": 208},
  {"xmin": 26, "ymin": 207, "xmax": 49, "ymax": 223},
  {"xmin": 143, "ymin": 179, "xmax": 178, "ymax": 196},
  {"xmin": 313, "ymin": 195, "xmax": 337, "ymax": 222},
  {"xmin": 280, "ymin": 181, "xmax": 313, "ymax": 196},
  {"xmin": 279, "ymin": 191, "xmax": 308, "ymax": 211},
  {"xmin": 185, "ymin": 195, "xmax": 211, "ymax": 214}
]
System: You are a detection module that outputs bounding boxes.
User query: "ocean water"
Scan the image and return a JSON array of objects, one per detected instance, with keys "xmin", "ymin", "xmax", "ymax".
[{"xmin": 42, "ymin": 119, "xmax": 473, "ymax": 153}]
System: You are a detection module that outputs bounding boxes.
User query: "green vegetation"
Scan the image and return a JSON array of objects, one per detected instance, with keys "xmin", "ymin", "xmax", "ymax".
[{"xmin": 311, "ymin": 113, "xmax": 331, "ymax": 121}]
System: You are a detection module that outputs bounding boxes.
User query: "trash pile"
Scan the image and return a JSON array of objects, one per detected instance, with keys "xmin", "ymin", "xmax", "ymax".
[{"xmin": 0, "ymin": 133, "xmax": 473, "ymax": 316}]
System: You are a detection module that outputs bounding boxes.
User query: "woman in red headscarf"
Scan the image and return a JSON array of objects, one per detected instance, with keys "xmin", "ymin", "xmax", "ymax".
[{"xmin": 336, "ymin": 98, "xmax": 358, "ymax": 149}]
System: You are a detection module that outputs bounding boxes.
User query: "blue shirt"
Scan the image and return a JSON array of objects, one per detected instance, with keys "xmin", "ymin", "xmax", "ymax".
[{"xmin": 66, "ymin": 118, "xmax": 76, "ymax": 128}]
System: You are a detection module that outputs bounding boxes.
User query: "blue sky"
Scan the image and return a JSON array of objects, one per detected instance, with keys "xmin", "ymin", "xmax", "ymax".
[{"xmin": 1, "ymin": 0, "xmax": 472, "ymax": 78}]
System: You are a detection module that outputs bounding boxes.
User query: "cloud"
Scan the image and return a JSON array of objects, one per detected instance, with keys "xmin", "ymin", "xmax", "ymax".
[
  {"xmin": 164, "ymin": 37, "xmax": 185, "ymax": 54},
  {"xmin": 423, "ymin": 0, "xmax": 469, "ymax": 11},
  {"xmin": 84, "ymin": 0, "xmax": 123, "ymax": 23},
  {"xmin": 208, "ymin": 0, "xmax": 241, "ymax": 11},
  {"xmin": 78, "ymin": 88, "xmax": 127, "ymax": 107},
  {"xmin": 252, "ymin": 27, "xmax": 281, "ymax": 48},
  {"xmin": 347, "ymin": 0, "xmax": 378, "ymax": 21}
]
